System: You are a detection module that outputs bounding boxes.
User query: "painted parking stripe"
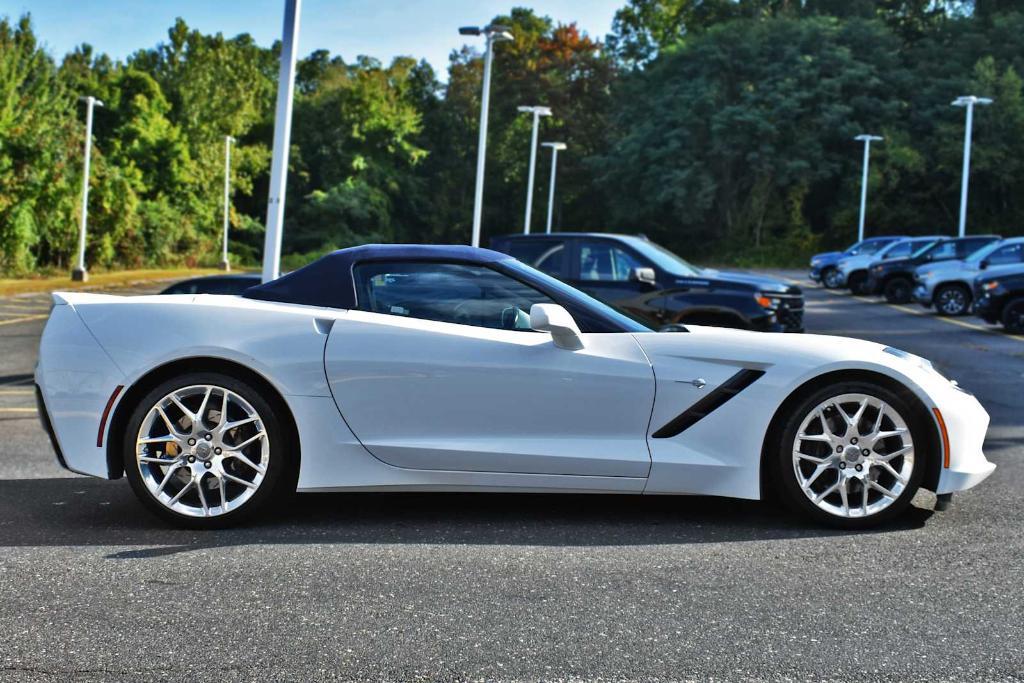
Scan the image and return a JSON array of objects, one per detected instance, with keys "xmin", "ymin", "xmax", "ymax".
[
  {"xmin": 0, "ymin": 407, "xmax": 37, "ymax": 413},
  {"xmin": 0, "ymin": 314, "xmax": 47, "ymax": 327}
]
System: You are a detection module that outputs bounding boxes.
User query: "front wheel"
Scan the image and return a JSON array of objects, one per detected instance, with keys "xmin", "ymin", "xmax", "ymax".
[
  {"xmin": 123, "ymin": 372, "xmax": 293, "ymax": 528},
  {"xmin": 776, "ymin": 382, "xmax": 927, "ymax": 529},
  {"xmin": 934, "ymin": 284, "xmax": 971, "ymax": 316},
  {"xmin": 822, "ymin": 267, "xmax": 843, "ymax": 289},
  {"xmin": 884, "ymin": 277, "xmax": 913, "ymax": 304},
  {"xmin": 847, "ymin": 272, "xmax": 869, "ymax": 295},
  {"xmin": 1002, "ymin": 297, "xmax": 1024, "ymax": 334}
]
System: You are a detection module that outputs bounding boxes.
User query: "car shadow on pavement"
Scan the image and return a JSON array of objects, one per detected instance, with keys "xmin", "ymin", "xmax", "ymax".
[{"xmin": 0, "ymin": 478, "xmax": 934, "ymax": 558}]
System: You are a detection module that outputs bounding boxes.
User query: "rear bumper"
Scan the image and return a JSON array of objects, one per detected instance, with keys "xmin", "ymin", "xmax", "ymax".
[{"xmin": 35, "ymin": 383, "xmax": 70, "ymax": 473}]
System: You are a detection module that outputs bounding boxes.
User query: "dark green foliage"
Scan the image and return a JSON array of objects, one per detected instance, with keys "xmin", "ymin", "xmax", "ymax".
[{"xmin": 1, "ymin": 4, "xmax": 1023, "ymax": 275}]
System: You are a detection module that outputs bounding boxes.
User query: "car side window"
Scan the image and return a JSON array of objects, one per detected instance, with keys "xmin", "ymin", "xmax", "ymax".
[
  {"xmin": 927, "ymin": 242, "xmax": 957, "ymax": 260},
  {"xmin": 353, "ymin": 261, "xmax": 554, "ymax": 331},
  {"xmin": 578, "ymin": 242, "xmax": 645, "ymax": 282},
  {"xmin": 887, "ymin": 242, "xmax": 913, "ymax": 258},
  {"xmin": 502, "ymin": 240, "xmax": 567, "ymax": 279},
  {"xmin": 989, "ymin": 243, "xmax": 1023, "ymax": 265}
]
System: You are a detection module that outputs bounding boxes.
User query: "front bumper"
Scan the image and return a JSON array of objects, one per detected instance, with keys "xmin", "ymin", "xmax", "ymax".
[
  {"xmin": 913, "ymin": 282, "xmax": 933, "ymax": 308},
  {"xmin": 864, "ymin": 273, "xmax": 884, "ymax": 295},
  {"xmin": 933, "ymin": 386, "xmax": 996, "ymax": 495},
  {"xmin": 972, "ymin": 293, "xmax": 1001, "ymax": 323}
]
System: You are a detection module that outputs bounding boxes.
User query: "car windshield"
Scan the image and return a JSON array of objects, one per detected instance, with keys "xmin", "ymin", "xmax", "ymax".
[
  {"xmin": 622, "ymin": 238, "xmax": 703, "ymax": 277},
  {"xmin": 848, "ymin": 240, "xmax": 888, "ymax": 256},
  {"xmin": 911, "ymin": 240, "xmax": 941, "ymax": 258},
  {"xmin": 501, "ymin": 259, "xmax": 653, "ymax": 332},
  {"xmin": 966, "ymin": 240, "xmax": 1003, "ymax": 263}
]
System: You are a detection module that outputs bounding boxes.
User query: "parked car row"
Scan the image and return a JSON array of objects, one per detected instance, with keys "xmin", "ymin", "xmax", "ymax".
[{"xmin": 810, "ymin": 234, "xmax": 1024, "ymax": 333}]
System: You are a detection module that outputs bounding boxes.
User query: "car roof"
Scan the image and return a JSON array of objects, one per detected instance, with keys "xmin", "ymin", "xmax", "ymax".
[{"xmin": 243, "ymin": 244, "xmax": 511, "ymax": 309}]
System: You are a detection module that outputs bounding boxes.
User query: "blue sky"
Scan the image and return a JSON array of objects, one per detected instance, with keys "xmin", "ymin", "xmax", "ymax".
[{"xmin": 2, "ymin": 1, "xmax": 624, "ymax": 75}]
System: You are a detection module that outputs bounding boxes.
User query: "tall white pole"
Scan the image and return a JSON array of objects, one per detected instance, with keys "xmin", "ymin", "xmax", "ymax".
[
  {"xmin": 523, "ymin": 110, "xmax": 541, "ymax": 234},
  {"xmin": 854, "ymin": 135, "xmax": 881, "ymax": 243},
  {"xmin": 958, "ymin": 100, "xmax": 974, "ymax": 239},
  {"xmin": 542, "ymin": 142, "xmax": 565, "ymax": 234},
  {"xmin": 73, "ymin": 96, "xmax": 102, "ymax": 282},
  {"xmin": 952, "ymin": 95, "xmax": 992, "ymax": 238},
  {"xmin": 546, "ymin": 146, "xmax": 558, "ymax": 234},
  {"xmin": 470, "ymin": 34, "xmax": 496, "ymax": 249},
  {"xmin": 261, "ymin": 0, "xmax": 302, "ymax": 283},
  {"xmin": 220, "ymin": 136, "xmax": 234, "ymax": 271}
]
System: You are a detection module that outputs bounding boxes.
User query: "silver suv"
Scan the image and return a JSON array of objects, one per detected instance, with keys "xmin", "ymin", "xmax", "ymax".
[{"xmin": 913, "ymin": 238, "xmax": 1024, "ymax": 315}]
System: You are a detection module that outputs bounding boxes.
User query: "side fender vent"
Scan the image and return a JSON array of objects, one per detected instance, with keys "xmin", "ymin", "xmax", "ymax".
[{"xmin": 652, "ymin": 369, "xmax": 765, "ymax": 439}]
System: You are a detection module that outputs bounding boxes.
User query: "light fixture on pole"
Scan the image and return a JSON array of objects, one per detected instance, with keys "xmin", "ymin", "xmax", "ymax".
[
  {"xmin": 541, "ymin": 142, "xmax": 566, "ymax": 234},
  {"xmin": 853, "ymin": 134, "xmax": 883, "ymax": 244},
  {"xmin": 517, "ymin": 105, "xmax": 552, "ymax": 234},
  {"xmin": 72, "ymin": 95, "xmax": 104, "ymax": 282},
  {"xmin": 952, "ymin": 95, "xmax": 993, "ymax": 238},
  {"xmin": 220, "ymin": 135, "xmax": 236, "ymax": 271},
  {"xmin": 261, "ymin": 0, "xmax": 302, "ymax": 283},
  {"xmin": 460, "ymin": 24, "xmax": 513, "ymax": 248}
]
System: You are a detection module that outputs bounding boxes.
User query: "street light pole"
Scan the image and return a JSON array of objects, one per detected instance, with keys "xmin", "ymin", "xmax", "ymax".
[
  {"xmin": 460, "ymin": 24, "xmax": 513, "ymax": 248},
  {"xmin": 220, "ymin": 135, "xmax": 235, "ymax": 271},
  {"xmin": 853, "ymin": 134, "xmax": 882, "ymax": 244},
  {"xmin": 542, "ymin": 142, "xmax": 566, "ymax": 234},
  {"xmin": 261, "ymin": 0, "xmax": 302, "ymax": 283},
  {"xmin": 72, "ymin": 95, "xmax": 103, "ymax": 282},
  {"xmin": 517, "ymin": 105, "xmax": 552, "ymax": 234},
  {"xmin": 952, "ymin": 95, "xmax": 993, "ymax": 238}
]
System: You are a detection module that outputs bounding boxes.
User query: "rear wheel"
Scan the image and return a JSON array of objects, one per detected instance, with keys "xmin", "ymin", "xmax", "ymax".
[
  {"xmin": 934, "ymin": 284, "xmax": 971, "ymax": 316},
  {"xmin": 847, "ymin": 272, "xmax": 869, "ymax": 295},
  {"xmin": 123, "ymin": 372, "xmax": 292, "ymax": 528},
  {"xmin": 822, "ymin": 267, "xmax": 842, "ymax": 289},
  {"xmin": 1002, "ymin": 297, "xmax": 1024, "ymax": 334},
  {"xmin": 776, "ymin": 381, "xmax": 926, "ymax": 529},
  {"xmin": 883, "ymin": 277, "xmax": 913, "ymax": 304}
]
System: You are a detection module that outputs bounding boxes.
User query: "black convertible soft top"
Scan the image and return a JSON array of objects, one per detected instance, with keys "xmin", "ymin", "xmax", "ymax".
[{"xmin": 242, "ymin": 244, "xmax": 512, "ymax": 309}]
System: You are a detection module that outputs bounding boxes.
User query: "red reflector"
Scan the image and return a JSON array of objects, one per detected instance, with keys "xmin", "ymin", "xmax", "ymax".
[
  {"xmin": 97, "ymin": 385, "xmax": 124, "ymax": 447},
  {"xmin": 933, "ymin": 408, "xmax": 950, "ymax": 469}
]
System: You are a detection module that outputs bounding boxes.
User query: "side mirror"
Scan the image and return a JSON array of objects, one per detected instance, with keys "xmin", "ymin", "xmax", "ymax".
[
  {"xmin": 979, "ymin": 259, "xmax": 989, "ymax": 270},
  {"xmin": 630, "ymin": 267, "xmax": 657, "ymax": 286},
  {"xmin": 530, "ymin": 303, "xmax": 583, "ymax": 350}
]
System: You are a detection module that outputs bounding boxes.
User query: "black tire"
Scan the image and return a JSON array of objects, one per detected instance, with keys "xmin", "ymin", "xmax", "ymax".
[
  {"xmin": 822, "ymin": 267, "xmax": 842, "ymax": 289},
  {"xmin": 122, "ymin": 371, "xmax": 294, "ymax": 528},
  {"xmin": 774, "ymin": 380, "xmax": 928, "ymax": 530},
  {"xmin": 883, "ymin": 277, "xmax": 913, "ymax": 304},
  {"xmin": 847, "ymin": 272, "xmax": 869, "ymax": 295},
  {"xmin": 1002, "ymin": 297, "xmax": 1024, "ymax": 334},
  {"xmin": 933, "ymin": 283, "xmax": 972, "ymax": 317}
]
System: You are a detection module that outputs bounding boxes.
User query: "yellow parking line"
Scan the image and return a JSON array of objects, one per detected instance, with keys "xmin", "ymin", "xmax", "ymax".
[
  {"xmin": 0, "ymin": 314, "xmax": 47, "ymax": 327},
  {"xmin": 0, "ymin": 390, "xmax": 33, "ymax": 396},
  {"xmin": 0, "ymin": 407, "xmax": 36, "ymax": 413}
]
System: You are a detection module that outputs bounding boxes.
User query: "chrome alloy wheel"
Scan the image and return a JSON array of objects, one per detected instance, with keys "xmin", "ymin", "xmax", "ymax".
[
  {"xmin": 792, "ymin": 393, "xmax": 914, "ymax": 519},
  {"xmin": 937, "ymin": 287, "xmax": 968, "ymax": 315},
  {"xmin": 135, "ymin": 385, "xmax": 269, "ymax": 517}
]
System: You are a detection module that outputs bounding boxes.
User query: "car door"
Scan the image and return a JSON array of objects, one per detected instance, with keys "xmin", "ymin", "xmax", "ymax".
[{"xmin": 323, "ymin": 260, "xmax": 655, "ymax": 478}]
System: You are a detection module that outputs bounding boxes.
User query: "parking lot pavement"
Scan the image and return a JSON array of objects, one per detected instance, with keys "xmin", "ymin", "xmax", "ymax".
[{"xmin": 1, "ymin": 277, "xmax": 1022, "ymax": 681}]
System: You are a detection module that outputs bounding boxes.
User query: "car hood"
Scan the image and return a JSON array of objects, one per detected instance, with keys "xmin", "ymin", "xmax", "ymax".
[
  {"xmin": 700, "ymin": 269, "xmax": 800, "ymax": 294},
  {"xmin": 915, "ymin": 259, "xmax": 969, "ymax": 278},
  {"xmin": 810, "ymin": 251, "xmax": 843, "ymax": 265},
  {"xmin": 837, "ymin": 254, "xmax": 875, "ymax": 272}
]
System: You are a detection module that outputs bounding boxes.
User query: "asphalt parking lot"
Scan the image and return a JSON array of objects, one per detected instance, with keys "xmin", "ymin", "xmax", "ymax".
[{"xmin": 1, "ymin": 277, "xmax": 1022, "ymax": 682}]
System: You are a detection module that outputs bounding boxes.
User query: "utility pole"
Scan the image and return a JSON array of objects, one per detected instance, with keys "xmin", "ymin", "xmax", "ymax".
[
  {"xmin": 460, "ymin": 24, "xmax": 513, "ymax": 247},
  {"xmin": 72, "ymin": 96, "xmax": 103, "ymax": 282},
  {"xmin": 853, "ymin": 134, "xmax": 882, "ymax": 243},
  {"xmin": 261, "ymin": 0, "xmax": 302, "ymax": 283},
  {"xmin": 952, "ymin": 95, "xmax": 993, "ymax": 238},
  {"xmin": 220, "ymin": 136, "xmax": 235, "ymax": 271},
  {"xmin": 542, "ymin": 142, "xmax": 566, "ymax": 234},
  {"xmin": 517, "ymin": 105, "xmax": 552, "ymax": 234}
]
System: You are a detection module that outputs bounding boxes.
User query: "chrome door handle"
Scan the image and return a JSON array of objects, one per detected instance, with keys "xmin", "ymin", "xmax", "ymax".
[{"xmin": 678, "ymin": 378, "xmax": 707, "ymax": 389}]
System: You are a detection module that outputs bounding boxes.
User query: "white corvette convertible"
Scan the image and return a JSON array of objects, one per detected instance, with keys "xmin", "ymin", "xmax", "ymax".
[{"xmin": 35, "ymin": 245, "xmax": 994, "ymax": 528}]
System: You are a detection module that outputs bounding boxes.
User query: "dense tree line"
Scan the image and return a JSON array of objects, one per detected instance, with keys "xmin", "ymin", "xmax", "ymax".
[{"xmin": 2, "ymin": 2, "xmax": 1023, "ymax": 275}]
